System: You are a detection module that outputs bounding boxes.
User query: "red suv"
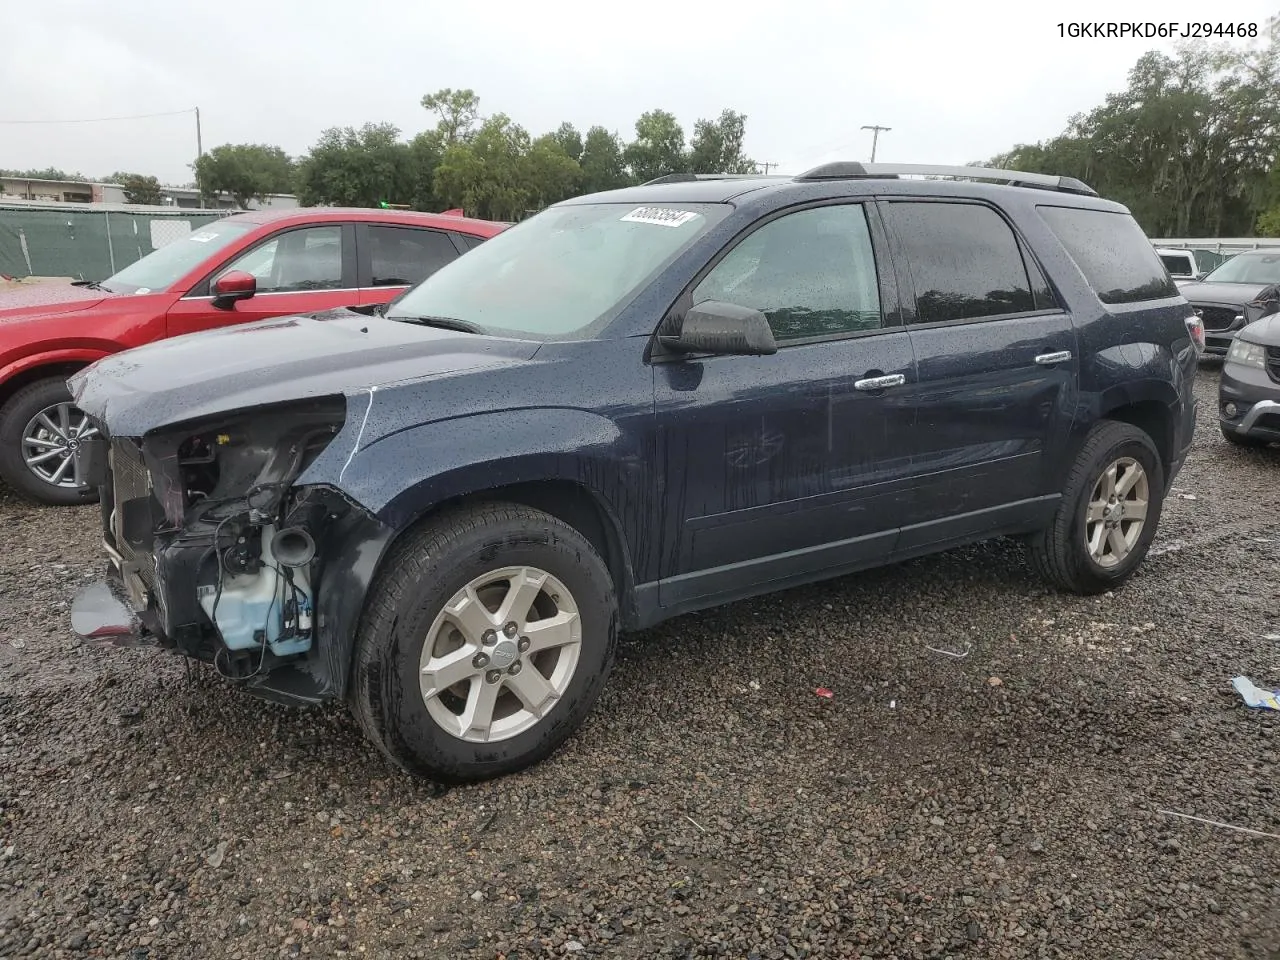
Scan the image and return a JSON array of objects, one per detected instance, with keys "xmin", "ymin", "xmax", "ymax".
[{"xmin": 0, "ymin": 208, "xmax": 505, "ymax": 505}]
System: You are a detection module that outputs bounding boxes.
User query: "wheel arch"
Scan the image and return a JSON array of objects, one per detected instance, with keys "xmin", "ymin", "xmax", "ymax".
[
  {"xmin": 0, "ymin": 350, "xmax": 112, "ymax": 410},
  {"xmin": 389, "ymin": 478, "xmax": 637, "ymax": 626},
  {"xmin": 315, "ymin": 475, "xmax": 640, "ymax": 703},
  {"xmin": 1095, "ymin": 379, "xmax": 1179, "ymax": 475}
]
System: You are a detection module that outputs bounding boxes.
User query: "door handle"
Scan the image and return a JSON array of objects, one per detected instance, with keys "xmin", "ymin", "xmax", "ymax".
[
  {"xmin": 854, "ymin": 373, "xmax": 906, "ymax": 391},
  {"xmin": 1034, "ymin": 350, "xmax": 1072, "ymax": 366}
]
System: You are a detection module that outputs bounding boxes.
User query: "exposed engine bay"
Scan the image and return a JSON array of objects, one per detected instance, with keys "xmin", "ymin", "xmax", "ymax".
[{"xmin": 92, "ymin": 397, "xmax": 350, "ymax": 685}]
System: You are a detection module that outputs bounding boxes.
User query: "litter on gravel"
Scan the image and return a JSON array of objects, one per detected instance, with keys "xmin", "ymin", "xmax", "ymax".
[
  {"xmin": 1231, "ymin": 676, "xmax": 1280, "ymax": 711},
  {"xmin": 205, "ymin": 840, "xmax": 229, "ymax": 868}
]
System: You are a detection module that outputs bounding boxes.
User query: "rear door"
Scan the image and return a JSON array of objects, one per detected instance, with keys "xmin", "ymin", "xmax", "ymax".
[
  {"xmin": 878, "ymin": 198, "xmax": 1079, "ymax": 553},
  {"xmin": 355, "ymin": 224, "xmax": 465, "ymax": 308},
  {"xmin": 166, "ymin": 223, "xmax": 358, "ymax": 337}
]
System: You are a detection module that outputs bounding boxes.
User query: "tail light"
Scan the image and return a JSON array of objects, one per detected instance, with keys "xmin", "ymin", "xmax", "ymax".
[{"xmin": 1185, "ymin": 314, "xmax": 1205, "ymax": 352}]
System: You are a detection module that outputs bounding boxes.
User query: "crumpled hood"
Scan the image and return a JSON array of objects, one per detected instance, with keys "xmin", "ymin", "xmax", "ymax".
[
  {"xmin": 0, "ymin": 281, "xmax": 109, "ymax": 322},
  {"xmin": 69, "ymin": 309, "xmax": 541, "ymax": 437},
  {"xmin": 1181, "ymin": 281, "xmax": 1272, "ymax": 305}
]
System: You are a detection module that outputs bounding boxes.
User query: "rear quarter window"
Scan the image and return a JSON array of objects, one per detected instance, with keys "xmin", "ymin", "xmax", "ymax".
[
  {"xmin": 1159, "ymin": 253, "xmax": 1193, "ymax": 277},
  {"xmin": 1038, "ymin": 206, "xmax": 1178, "ymax": 305}
]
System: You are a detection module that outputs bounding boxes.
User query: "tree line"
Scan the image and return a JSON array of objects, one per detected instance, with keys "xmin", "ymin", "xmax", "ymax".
[
  {"xmin": 986, "ymin": 15, "xmax": 1280, "ymax": 237},
  {"xmin": 4, "ymin": 93, "xmax": 756, "ymax": 220},
  {"xmin": 202, "ymin": 90, "xmax": 754, "ymax": 220}
]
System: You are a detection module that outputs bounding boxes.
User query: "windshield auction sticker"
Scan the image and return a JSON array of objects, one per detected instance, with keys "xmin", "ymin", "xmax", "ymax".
[{"xmin": 620, "ymin": 207, "xmax": 700, "ymax": 227}]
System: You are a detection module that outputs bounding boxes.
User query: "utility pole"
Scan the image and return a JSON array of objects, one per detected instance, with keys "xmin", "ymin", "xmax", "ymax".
[
  {"xmin": 860, "ymin": 125, "xmax": 891, "ymax": 163},
  {"xmin": 195, "ymin": 106, "xmax": 204, "ymax": 209},
  {"xmin": 757, "ymin": 161, "xmax": 779, "ymax": 175}
]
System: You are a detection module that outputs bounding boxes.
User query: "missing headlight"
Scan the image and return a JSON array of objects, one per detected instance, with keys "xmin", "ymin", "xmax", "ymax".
[{"xmin": 141, "ymin": 397, "xmax": 348, "ymax": 523}]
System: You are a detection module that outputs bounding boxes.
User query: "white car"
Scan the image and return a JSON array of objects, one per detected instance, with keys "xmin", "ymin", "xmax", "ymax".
[{"xmin": 1156, "ymin": 247, "xmax": 1202, "ymax": 285}]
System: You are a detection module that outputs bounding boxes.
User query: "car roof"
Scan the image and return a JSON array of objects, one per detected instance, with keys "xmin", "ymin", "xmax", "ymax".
[{"xmin": 221, "ymin": 207, "xmax": 506, "ymax": 237}]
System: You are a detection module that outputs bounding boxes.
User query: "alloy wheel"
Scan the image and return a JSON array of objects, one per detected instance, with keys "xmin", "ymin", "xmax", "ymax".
[
  {"xmin": 1084, "ymin": 456, "xmax": 1149, "ymax": 569},
  {"xmin": 419, "ymin": 565, "xmax": 582, "ymax": 742},
  {"xmin": 20, "ymin": 402, "xmax": 97, "ymax": 490}
]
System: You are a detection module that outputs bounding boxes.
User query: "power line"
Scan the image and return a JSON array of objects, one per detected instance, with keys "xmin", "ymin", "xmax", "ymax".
[{"xmin": 0, "ymin": 108, "xmax": 196, "ymax": 125}]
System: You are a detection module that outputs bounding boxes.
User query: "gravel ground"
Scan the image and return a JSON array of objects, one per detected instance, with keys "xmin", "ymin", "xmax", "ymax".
[{"xmin": 1, "ymin": 366, "xmax": 1278, "ymax": 960}]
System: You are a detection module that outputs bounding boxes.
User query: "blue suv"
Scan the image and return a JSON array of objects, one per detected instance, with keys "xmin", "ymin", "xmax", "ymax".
[{"xmin": 69, "ymin": 163, "xmax": 1201, "ymax": 782}]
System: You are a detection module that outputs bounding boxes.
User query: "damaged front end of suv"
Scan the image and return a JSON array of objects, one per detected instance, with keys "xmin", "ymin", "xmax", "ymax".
[{"xmin": 69, "ymin": 389, "xmax": 393, "ymax": 705}]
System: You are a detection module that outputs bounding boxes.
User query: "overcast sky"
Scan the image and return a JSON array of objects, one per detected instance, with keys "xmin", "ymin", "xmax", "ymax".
[{"xmin": 1, "ymin": 0, "xmax": 1276, "ymax": 185}]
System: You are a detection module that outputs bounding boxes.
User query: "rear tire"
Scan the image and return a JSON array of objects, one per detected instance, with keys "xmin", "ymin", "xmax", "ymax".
[
  {"xmin": 0, "ymin": 377, "xmax": 99, "ymax": 506},
  {"xmin": 1029, "ymin": 421, "xmax": 1165, "ymax": 594},
  {"xmin": 1220, "ymin": 424, "xmax": 1271, "ymax": 448},
  {"xmin": 349, "ymin": 502, "xmax": 618, "ymax": 783}
]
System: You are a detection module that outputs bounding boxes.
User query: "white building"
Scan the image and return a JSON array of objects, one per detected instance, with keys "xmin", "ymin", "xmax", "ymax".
[{"xmin": 0, "ymin": 176, "xmax": 298, "ymax": 210}]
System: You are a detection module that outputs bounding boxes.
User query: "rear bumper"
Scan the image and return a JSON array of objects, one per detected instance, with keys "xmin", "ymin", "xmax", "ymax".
[{"xmin": 1165, "ymin": 376, "xmax": 1199, "ymax": 490}]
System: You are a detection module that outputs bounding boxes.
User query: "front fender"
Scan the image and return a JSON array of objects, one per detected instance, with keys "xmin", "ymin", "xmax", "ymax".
[
  {"xmin": 297, "ymin": 407, "xmax": 654, "ymax": 697},
  {"xmin": 308, "ymin": 405, "xmax": 649, "ymax": 533}
]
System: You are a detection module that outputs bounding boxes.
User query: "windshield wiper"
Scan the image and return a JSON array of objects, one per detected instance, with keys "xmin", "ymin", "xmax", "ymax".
[
  {"xmin": 386, "ymin": 314, "xmax": 482, "ymax": 334},
  {"xmin": 71, "ymin": 279, "xmax": 112, "ymax": 292}
]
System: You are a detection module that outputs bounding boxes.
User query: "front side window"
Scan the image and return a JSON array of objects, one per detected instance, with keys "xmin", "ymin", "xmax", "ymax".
[
  {"xmin": 693, "ymin": 204, "xmax": 883, "ymax": 341},
  {"xmin": 368, "ymin": 226, "xmax": 458, "ymax": 286},
  {"xmin": 385, "ymin": 202, "xmax": 727, "ymax": 339},
  {"xmin": 105, "ymin": 218, "xmax": 253, "ymax": 294},
  {"xmin": 884, "ymin": 201, "xmax": 1035, "ymax": 324},
  {"xmin": 218, "ymin": 226, "xmax": 344, "ymax": 293}
]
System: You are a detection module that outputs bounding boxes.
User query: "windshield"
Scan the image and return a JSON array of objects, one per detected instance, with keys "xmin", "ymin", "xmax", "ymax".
[
  {"xmin": 105, "ymin": 219, "xmax": 254, "ymax": 294},
  {"xmin": 385, "ymin": 201, "xmax": 728, "ymax": 339},
  {"xmin": 1202, "ymin": 252, "xmax": 1280, "ymax": 286}
]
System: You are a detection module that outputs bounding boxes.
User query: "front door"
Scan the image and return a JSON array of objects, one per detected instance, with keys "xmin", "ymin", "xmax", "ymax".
[
  {"xmin": 655, "ymin": 201, "xmax": 918, "ymax": 610},
  {"xmin": 166, "ymin": 223, "xmax": 358, "ymax": 337},
  {"xmin": 877, "ymin": 198, "xmax": 1079, "ymax": 553}
]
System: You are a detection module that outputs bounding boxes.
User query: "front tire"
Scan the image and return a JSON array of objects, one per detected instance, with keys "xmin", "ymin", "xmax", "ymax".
[
  {"xmin": 349, "ymin": 502, "xmax": 618, "ymax": 783},
  {"xmin": 0, "ymin": 377, "xmax": 100, "ymax": 506},
  {"xmin": 1029, "ymin": 421, "xmax": 1165, "ymax": 594}
]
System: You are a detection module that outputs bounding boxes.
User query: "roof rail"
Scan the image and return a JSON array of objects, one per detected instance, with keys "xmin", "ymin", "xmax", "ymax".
[
  {"xmin": 641, "ymin": 173, "xmax": 783, "ymax": 186},
  {"xmin": 793, "ymin": 162, "xmax": 1098, "ymax": 197}
]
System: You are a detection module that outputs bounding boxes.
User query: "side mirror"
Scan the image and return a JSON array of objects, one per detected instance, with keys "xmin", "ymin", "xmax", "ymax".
[
  {"xmin": 659, "ymin": 300, "xmax": 777, "ymax": 357},
  {"xmin": 212, "ymin": 270, "xmax": 257, "ymax": 309}
]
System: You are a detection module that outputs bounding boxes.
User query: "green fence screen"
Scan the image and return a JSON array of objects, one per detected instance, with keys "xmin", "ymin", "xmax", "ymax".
[{"xmin": 0, "ymin": 205, "xmax": 230, "ymax": 280}]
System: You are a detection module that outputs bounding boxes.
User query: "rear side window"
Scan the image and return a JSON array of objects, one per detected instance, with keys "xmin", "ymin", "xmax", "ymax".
[
  {"xmin": 882, "ymin": 201, "xmax": 1036, "ymax": 324},
  {"xmin": 457, "ymin": 233, "xmax": 486, "ymax": 251},
  {"xmin": 1159, "ymin": 253, "xmax": 1194, "ymax": 277},
  {"xmin": 1038, "ymin": 206, "xmax": 1178, "ymax": 304},
  {"xmin": 367, "ymin": 226, "xmax": 458, "ymax": 287}
]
